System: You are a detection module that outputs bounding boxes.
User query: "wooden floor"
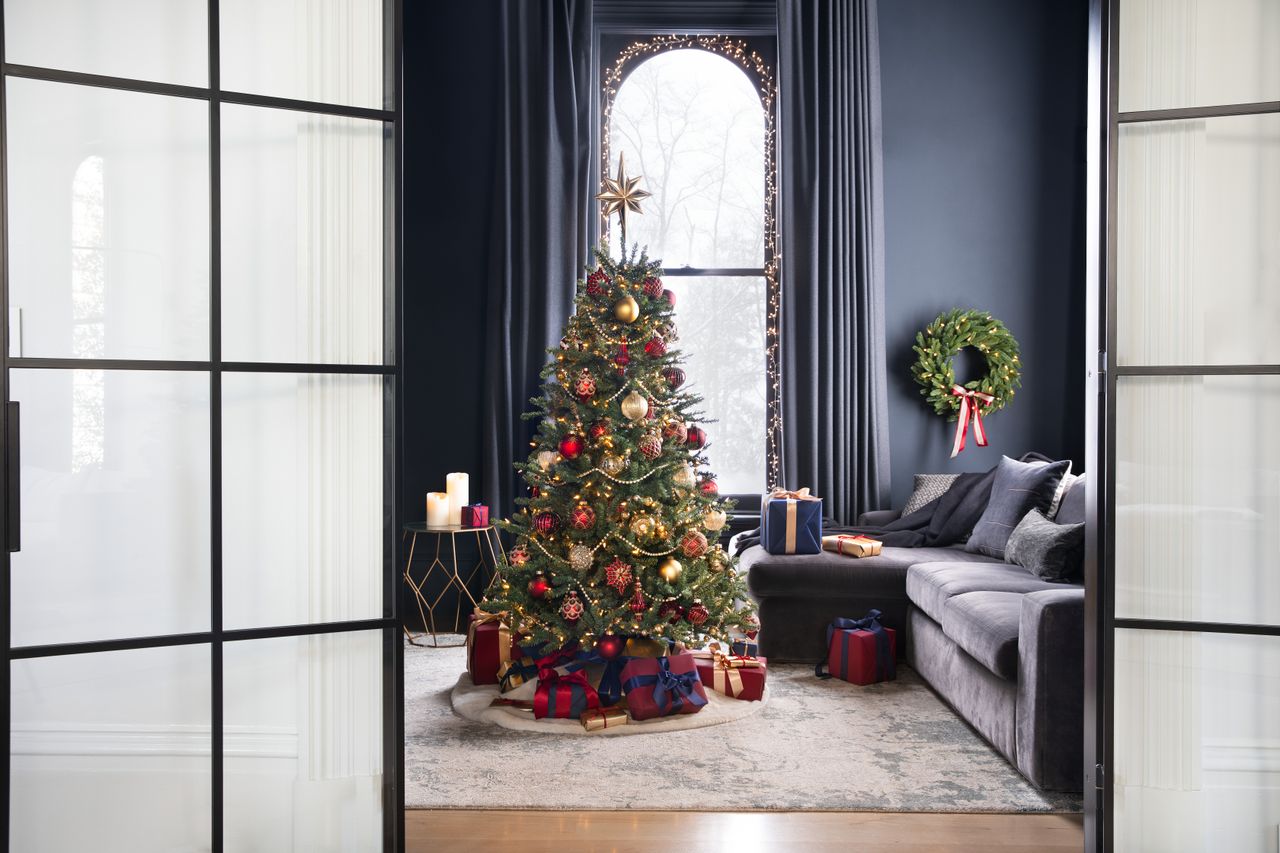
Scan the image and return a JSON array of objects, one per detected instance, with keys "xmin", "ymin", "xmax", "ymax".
[{"xmin": 408, "ymin": 809, "xmax": 1084, "ymax": 852}]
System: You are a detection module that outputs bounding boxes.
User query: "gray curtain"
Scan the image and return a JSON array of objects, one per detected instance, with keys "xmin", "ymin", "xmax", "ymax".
[
  {"xmin": 778, "ymin": 0, "xmax": 891, "ymax": 523},
  {"xmin": 482, "ymin": 0, "xmax": 594, "ymax": 519}
]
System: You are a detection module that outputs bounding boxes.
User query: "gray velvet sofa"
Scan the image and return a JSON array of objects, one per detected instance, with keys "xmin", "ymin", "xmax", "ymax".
[{"xmin": 739, "ymin": 477, "xmax": 1085, "ymax": 791}]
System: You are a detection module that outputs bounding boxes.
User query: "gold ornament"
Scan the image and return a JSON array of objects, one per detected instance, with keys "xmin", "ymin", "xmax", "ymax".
[
  {"xmin": 704, "ymin": 508, "xmax": 727, "ymax": 531},
  {"xmin": 601, "ymin": 454, "xmax": 626, "ymax": 476},
  {"xmin": 569, "ymin": 545, "xmax": 593, "ymax": 571},
  {"xmin": 620, "ymin": 390, "xmax": 649, "ymax": 421},
  {"xmin": 673, "ymin": 463, "xmax": 696, "ymax": 489},
  {"xmin": 614, "ymin": 295, "xmax": 640, "ymax": 324},
  {"xmin": 708, "ymin": 545, "xmax": 726, "ymax": 572},
  {"xmin": 629, "ymin": 514, "xmax": 657, "ymax": 541},
  {"xmin": 537, "ymin": 450, "xmax": 557, "ymax": 471},
  {"xmin": 595, "ymin": 151, "xmax": 652, "ymax": 240},
  {"xmin": 658, "ymin": 556, "xmax": 684, "ymax": 583}
]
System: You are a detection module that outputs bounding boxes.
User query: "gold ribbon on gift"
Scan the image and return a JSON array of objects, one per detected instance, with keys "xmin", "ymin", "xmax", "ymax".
[
  {"xmin": 692, "ymin": 642, "xmax": 763, "ymax": 698},
  {"xmin": 580, "ymin": 707, "xmax": 628, "ymax": 731},
  {"xmin": 769, "ymin": 488, "xmax": 820, "ymax": 553},
  {"xmin": 467, "ymin": 609, "xmax": 512, "ymax": 672}
]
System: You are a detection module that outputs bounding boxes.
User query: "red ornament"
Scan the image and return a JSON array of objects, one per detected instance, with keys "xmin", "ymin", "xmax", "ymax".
[
  {"xmin": 570, "ymin": 503, "xmax": 596, "ymax": 530},
  {"xmin": 586, "ymin": 267, "xmax": 609, "ymax": 296},
  {"xmin": 605, "ymin": 557, "xmax": 633, "ymax": 593},
  {"xmin": 629, "ymin": 581, "xmax": 648, "ymax": 615},
  {"xmin": 687, "ymin": 599, "xmax": 709, "ymax": 625},
  {"xmin": 686, "ymin": 426, "xmax": 707, "ymax": 449},
  {"xmin": 559, "ymin": 590, "xmax": 584, "ymax": 622},
  {"xmin": 615, "ymin": 341, "xmax": 631, "ymax": 369},
  {"xmin": 662, "ymin": 367, "xmax": 686, "ymax": 389},
  {"xmin": 588, "ymin": 419, "xmax": 610, "ymax": 440},
  {"xmin": 558, "ymin": 434, "xmax": 584, "ymax": 459},
  {"xmin": 530, "ymin": 486, "xmax": 541, "ymax": 498},
  {"xmin": 508, "ymin": 545, "xmax": 530, "ymax": 567},
  {"xmin": 646, "ymin": 398, "xmax": 657, "ymax": 420},
  {"xmin": 644, "ymin": 337, "xmax": 667, "ymax": 358},
  {"xmin": 573, "ymin": 370, "xmax": 597, "ymax": 401},
  {"xmin": 680, "ymin": 530, "xmax": 708, "ymax": 558},
  {"xmin": 662, "ymin": 421, "xmax": 687, "ymax": 445},
  {"xmin": 533, "ymin": 511, "xmax": 559, "ymax": 534},
  {"xmin": 662, "ymin": 289, "xmax": 677, "ymax": 307},
  {"xmin": 699, "ymin": 477, "xmax": 719, "ymax": 497},
  {"xmin": 596, "ymin": 633, "xmax": 624, "ymax": 659},
  {"xmin": 740, "ymin": 613, "xmax": 761, "ymax": 639},
  {"xmin": 642, "ymin": 276, "xmax": 663, "ymax": 297},
  {"xmin": 528, "ymin": 571, "xmax": 550, "ymax": 599},
  {"xmin": 658, "ymin": 599, "xmax": 686, "ymax": 624},
  {"xmin": 639, "ymin": 431, "xmax": 663, "ymax": 459}
]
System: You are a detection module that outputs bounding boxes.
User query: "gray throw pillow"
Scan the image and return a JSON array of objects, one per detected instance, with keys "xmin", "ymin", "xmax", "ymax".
[
  {"xmin": 902, "ymin": 473, "xmax": 960, "ymax": 516},
  {"xmin": 1005, "ymin": 509, "xmax": 1084, "ymax": 582},
  {"xmin": 965, "ymin": 456, "xmax": 1072, "ymax": 560}
]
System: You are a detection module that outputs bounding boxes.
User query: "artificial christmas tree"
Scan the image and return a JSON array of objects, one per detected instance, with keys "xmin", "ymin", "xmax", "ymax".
[{"xmin": 484, "ymin": 156, "xmax": 754, "ymax": 659}]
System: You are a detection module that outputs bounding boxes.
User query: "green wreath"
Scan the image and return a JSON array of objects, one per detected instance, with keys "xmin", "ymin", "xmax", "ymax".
[{"xmin": 911, "ymin": 309, "xmax": 1021, "ymax": 421}]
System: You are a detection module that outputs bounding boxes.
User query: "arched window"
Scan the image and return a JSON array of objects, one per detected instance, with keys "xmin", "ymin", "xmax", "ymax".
[{"xmin": 604, "ymin": 37, "xmax": 778, "ymax": 494}]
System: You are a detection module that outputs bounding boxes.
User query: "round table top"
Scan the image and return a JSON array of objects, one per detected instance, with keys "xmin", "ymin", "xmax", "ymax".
[{"xmin": 403, "ymin": 521, "xmax": 495, "ymax": 534}]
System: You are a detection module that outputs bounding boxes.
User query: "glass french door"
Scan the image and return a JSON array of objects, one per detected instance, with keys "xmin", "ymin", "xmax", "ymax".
[
  {"xmin": 1088, "ymin": 0, "xmax": 1280, "ymax": 850},
  {"xmin": 0, "ymin": 1, "xmax": 403, "ymax": 851}
]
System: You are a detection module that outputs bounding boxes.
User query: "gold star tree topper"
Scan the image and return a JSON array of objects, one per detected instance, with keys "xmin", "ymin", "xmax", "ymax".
[{"xmin": 596, "ymin": 152, "xmax": 651, "ymax": 249}]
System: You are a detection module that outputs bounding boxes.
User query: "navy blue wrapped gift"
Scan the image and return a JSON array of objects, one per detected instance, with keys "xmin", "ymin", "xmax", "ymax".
[{"xmin": 761, "ymin": 488, "xmax": 823, "ymax": 554}]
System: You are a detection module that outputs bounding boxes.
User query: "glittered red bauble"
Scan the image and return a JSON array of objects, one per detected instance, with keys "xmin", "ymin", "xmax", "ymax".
[
  {"xmin": 658, "ymin": 600, "xmax": 685, "ymax": 624},
  {"xmin": 687, "ymin": 599, "xmax": 709, "ymax": 625},
  {"xmin": 680, "ymin": 530, "xmax": 708, "ymax": 558},
  {"xmin": 629, "ymin": 581, "xmax": 648, "ymax": 615},
  {"xmin": 530, "ymin": 486, "xmax": 541, "ymax": 498},
  {"xmin": 685, "ymin": 426, "xmax": 707, "ymax": 449},
  {"xmin": 573, "ymin": 370, "xmax": 597, "ymax": 401},
  {"xmin": 642, "ymin": 277, "xmax": 663, "ymax": 297},
  {"xmin": 558, "ymin": 434, "xmax": 584, "ymax": 459},
  {"xmin": 560, "ymin": 590, "xmax": 584, "ymax": 622},
  {"xmin": 662, "ymin": 421, "xmax": 687, "ymax": 445},
  {"xmin": 645, "ymin": 398, "xmax": 657, "ymax": 420},
  {"xmin": 662, "ymin": 367, "xmax": 686, "ymax": 389},
  {"xmin": 588, "ymin": 419, "xmax": 610, "ymax": 440},
  {"xmin": 596, "ymin": 634, "xmax": 624, "ymax": 659},
  {"xmin": 586, "ymin": 266, "xmax": 609, "ymax": 296},
  {"xmin": 570, "ymin": 503, "xmax": 596, "ymax": 530},
  {"xmin": 699, "ymin": 477, "xmax": 719, "ymax": 497},
  {"xmin": 605, "ymin": 557, "xmax": 633, "ymax": 593},
  {"xmin": 615, "ymin": 342, "xmax": 630, "ymax": 368},
  {"xmin": 508, "ymin": 545, "xmax": 530, "ymax": 567},
  {"xmin": 644, "ymin": 337, "xmax": 667, "ymax": 358},
  {"xmin": 639, "ymin": 432, "xmax": 663, "ymax": 459},
  {"xmin": 533, "ymin": 512, "xmax": 559, "ymax": 534},
  {"xmin": 662, "ymin": 289, "xmax": 677, "ymax": 307},
  {"xmin": 528, "ymin": 571, "xmax": 550, "ymax": 599}
]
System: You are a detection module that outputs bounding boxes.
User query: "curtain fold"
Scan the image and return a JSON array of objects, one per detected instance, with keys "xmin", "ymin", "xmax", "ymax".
[
  {"xmin": 778, "ymin": 0, "xmax": 890, "ymax": 523},
  {"xmin": 482, "ymin": 0, "xmax": 594, "ymax": 519}
]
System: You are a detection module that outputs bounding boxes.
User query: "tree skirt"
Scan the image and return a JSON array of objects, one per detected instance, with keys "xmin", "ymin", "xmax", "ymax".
[{"xmin": 450, "ymin": 671, "xmax": 769, "ymax": 735}]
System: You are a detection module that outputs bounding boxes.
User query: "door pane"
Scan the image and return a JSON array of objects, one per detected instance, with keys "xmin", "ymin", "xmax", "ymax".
[
  {"xmin": 1115, "ymin": 375, "xmax": 1280, "ymax": 626},
  {"xmin": 4, "ymin": 0, "xmax": 206, "ymax": 87},
  {"xmin": 6, "ymin": 79, "xmax": 210, "ymax": 361},
  {"xmin": 222, "ymin": 373, "xmax": 383, "ymax": 630},
  {"xmin": 8, "ymin": 369, "xmax": 211, "ymax": 647},
  {"xmin": 220, "ymin": 105, "xmax": 384, "ymax": 364},
  {"xmin": 1117, "ymin": 114, "xmax": 1280, "ymax": 366},
  {"xmin": 10, "ymin": 645, "xmax": 212, "ymax": 853},
  {"xmin": 1114, "ymin": 629, "xmax": 1280, "ymax": 853},
  {"xmin": 223, "ymin": 632, "xmax": 383, "ymax": 853},
  {"xmin": 220, "ymin": 0, "xmax": 384, "ymax": 110}
]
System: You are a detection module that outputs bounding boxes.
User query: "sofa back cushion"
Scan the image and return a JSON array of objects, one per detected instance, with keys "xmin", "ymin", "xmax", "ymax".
[
  {"xmin": 965, "ymin": 456, "xmax": 1072, "ymax": 560},
  {"xmin": 1005, "ymin": 508, "xmax": 1085, "ymax": 582},
  {"xmin": 1054, "ymin": 473, "xmax": 1087, "ymax": 525}
]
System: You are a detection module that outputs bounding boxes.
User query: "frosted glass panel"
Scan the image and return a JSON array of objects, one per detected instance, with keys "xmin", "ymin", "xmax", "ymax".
[
  {"xmin": 1114, "ymin": 629, "xmax": 1280, "ymax": 853},
  {"xmin": 4, "ymin": 0, "xmax": 206, "ymax": 86},
  {"xmin": 6, "ymin": 79, "xmax": 210, "ymax": 360},
  {"xmin": 222, "ymin": 373, "xmax": 383, "ymax": 630},
  {"xmin": 221, "ymin": 105, "xmax": 383, "ymax": 364},
  {"xmin": 8, "ymin": 369, "xmax": 210, "ymax": 647},
  {"xmin": 1115, "ymin": 376, "xmax": 1280, "ymax": 625},
  {"xmin": 10, "ymin": 645, "xmax": 212, "ymax": 853},
  {"xmin": 661, "ymin": 277, "xmax": 766, "ymax": 493},
  {"xmin": 1117, "ymin": 115, "xmax": 1280, "ymax": 366},
  {"xmin": 223, "ymin": 632, "xmax": 383, "ymax": 852},
  {"xmin": 220, "ymin": 0, "xmax": 384, "ymax": 109},
  {"xmin": 1119, "ymin": 0, "xmax": 1280, "ymax": 113}
]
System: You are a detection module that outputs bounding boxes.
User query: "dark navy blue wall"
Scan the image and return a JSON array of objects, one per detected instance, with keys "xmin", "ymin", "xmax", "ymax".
[{"xmin": 878, "ymin": 0, "xmax": 1087, "ymax": 505}]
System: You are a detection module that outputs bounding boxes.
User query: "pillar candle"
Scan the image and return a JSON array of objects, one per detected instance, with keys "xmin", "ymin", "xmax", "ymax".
[
  {"xmin": 446, "ymin": 473, "xmax": 469, "ymax": 526},
  {"xmin": 426, "ymin": 492, "xmax": 449, "ymax": 527}
]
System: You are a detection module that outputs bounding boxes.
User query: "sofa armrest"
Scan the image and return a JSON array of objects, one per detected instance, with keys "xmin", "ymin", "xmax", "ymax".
[
  {"xmin": 856, "ymin": 508, "xmax": 901, "ymax": 527},
  {"xmin": 1015, "ymin": 588, "xmax": 1084, "ymax": 791}
]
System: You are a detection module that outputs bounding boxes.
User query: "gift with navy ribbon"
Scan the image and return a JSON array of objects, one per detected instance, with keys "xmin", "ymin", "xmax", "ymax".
[
  {"xmin": 816, "ymin": 609, "xmax": 897, "ymax": 685},
  {"xmin": 532, "ymin": 665, "xmax": 601, "ymax": 719},
  {"xmin": 619, "ymin": 652, "xmax": 708, "ymax": 720},
  {"xmin": 497, "ymin": 654, "xmax": 540, "ymax": 694}
]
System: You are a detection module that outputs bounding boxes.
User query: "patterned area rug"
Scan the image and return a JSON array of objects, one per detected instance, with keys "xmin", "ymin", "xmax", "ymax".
[{"xmin": 404, "ymin": 641, "xmax": 1083, "ymax": 812}]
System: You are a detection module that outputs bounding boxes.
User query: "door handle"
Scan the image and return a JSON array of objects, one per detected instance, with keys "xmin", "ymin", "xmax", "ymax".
[{"xmin": 7, "ymin": 400, "xmax": 18, "ymax": 552}]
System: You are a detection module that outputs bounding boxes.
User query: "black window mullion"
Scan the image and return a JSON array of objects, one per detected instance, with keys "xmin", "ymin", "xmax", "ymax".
[{"xmin": 207, "ymin": 2, "xmax": 223, "ymax": 850}]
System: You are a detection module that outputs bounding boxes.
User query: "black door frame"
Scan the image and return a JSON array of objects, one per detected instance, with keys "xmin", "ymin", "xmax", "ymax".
[{"xmin": 0, "ymin": 1, "xmax": 405, "ymax": 850}]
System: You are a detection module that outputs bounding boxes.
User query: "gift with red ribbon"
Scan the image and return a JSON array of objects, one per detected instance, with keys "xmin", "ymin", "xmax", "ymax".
[
  {"xmin": 760, "ymin": 487, "xmax": 823, "ymax": 555},
  {"xmin": 821, "ymin": 534, "xmax": 883, "ymax": 558},
  {"xmin": 467, "ymin": 610, "xmax": 520, "ymax": 685},
  {"xmin": 532, "ymin": 663, "xmax": 601, "ymax": 719},
  {"xmin": 692, "ymin": 643, "xmax": 767, "ymax": 701},
  {"xmin": 950, "ymin": 385, "xmax": 995, "ymax": 458},
  {"xmin": 620, "ymin": 652, "xmax": 708, "ymax": 720}
]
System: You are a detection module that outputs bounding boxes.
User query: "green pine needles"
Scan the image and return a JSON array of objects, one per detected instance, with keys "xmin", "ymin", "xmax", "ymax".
[{"xmin": 911, "ymin": 308, "xmax": 1022, "ymax": 421}]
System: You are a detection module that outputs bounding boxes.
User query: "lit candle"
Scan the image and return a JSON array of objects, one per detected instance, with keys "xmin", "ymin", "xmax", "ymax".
[
  {"xmin": 446, "ymin": 472, "xmax": 469, "ymax": 526},
  {"xmin": 426, "ymin": 492, "xmax": 449, "ymax": 528}
]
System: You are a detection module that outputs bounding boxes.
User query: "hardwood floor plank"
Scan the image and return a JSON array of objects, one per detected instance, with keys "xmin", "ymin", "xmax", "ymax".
[{"xmin": 407, "ymin": 809, "xmax": 1084, "ymax": 853}]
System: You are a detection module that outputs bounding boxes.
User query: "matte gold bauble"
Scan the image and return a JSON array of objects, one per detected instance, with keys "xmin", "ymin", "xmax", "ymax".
[
  {"xmin": 658, "ymin": 556, "xmax": 684, "ymax": 583},
  {"xmin": 620, "ymin": 390, "xmax": 649, "ymax": 421},
  {"xmin": 614, "ymin": 295, "xmax": 640, "ymax": 324},
  {"xmin": 704, "ymin": 508, "xmax": 727, "ymax": 531}
]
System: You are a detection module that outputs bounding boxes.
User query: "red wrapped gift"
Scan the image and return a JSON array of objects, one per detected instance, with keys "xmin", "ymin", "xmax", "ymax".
[
  {"xmin": 467, "ymin": 610, "xmax": 519, "ymax": 685},
  {"xmin": 692, "ymin": 643, "xmax": 767, "ymax": 701},
  {"xmin": 620, "ymin": 652, "xmax": 708, "ymax": 720},
  {"xmin": 822, "ymin": 610, "xmax": 896, "ymax": 686},
  {"xmin": 460, "ymin": 503, "xmax": 489, "ymax": 528}
]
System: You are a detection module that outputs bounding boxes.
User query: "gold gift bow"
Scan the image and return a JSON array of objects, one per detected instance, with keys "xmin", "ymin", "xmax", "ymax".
[
  {"xmin": 467, "ymin": 609, "xmax": 512, "ymax": 671},
  {"xmin": 769, "ymin": 488, "xmax": 819, "ymax": 552},
  {"xmin": 692, "ymin": 643, "xmax": 763, "ymax": 697}
]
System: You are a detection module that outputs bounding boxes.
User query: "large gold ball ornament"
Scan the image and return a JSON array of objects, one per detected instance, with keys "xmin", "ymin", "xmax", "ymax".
[
  {"xmin": 658, "ymin": 556, "xmax": 684, "ymax": 583},
  {"xmin": 704, "ymin": 508, "xmax": 727, "ymax": 531},
  {"xmin": 601, "ymin": 454, "xmax": 627, "ymax": 476},
  {"xmin": 630, "ymin": 514, "xmax": 657, "ymax": 541},
  {"xmin": 569, "ymin": 545, "xmax": 594, "ymax": 571},
  {"xmin": 673, "ymin": 463, "xmax": 696, "ymax": 489},
  {"xmin": 620, "ymin": 390, "xmax": 649, "ymax": 421},
  {"xmin": 614, "ymin": 295, "xmax": 640, "ymax": 324}
]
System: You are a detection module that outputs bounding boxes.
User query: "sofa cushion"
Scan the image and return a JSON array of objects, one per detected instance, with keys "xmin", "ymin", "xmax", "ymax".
[
  {"xmin": 1054, "ymin": 474, "xmax": 1087, "ymax": 525},
  {"xmin": 906, "ymin": 561, "xmax": 1067, "ymax": 624},
  {"xmin": 966, "ymin": 456, "xmax": 1072, "ymax": 559},
  {"xmin": 1005, "ymin": 509, "xmax": 1084, "ymax": 582},
  {"xmin": 941, "ymin": 591, "xmax": 1024, "ymax": 680},
  {"xmin": 742, "ymin": 544, "xmax": 991, "ymax": 599}
]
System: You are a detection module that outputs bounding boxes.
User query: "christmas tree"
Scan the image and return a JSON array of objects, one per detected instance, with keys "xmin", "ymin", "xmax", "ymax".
[{"xmin": 485, "ymin": 155, "xmax": 754, "ymax": 653}]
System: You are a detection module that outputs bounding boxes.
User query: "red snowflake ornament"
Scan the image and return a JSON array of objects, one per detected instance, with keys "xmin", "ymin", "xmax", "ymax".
[
  {"xmin": 588, "ymin": 419, "xmax": 611, "ymax": 440},
  {"xmin": 605, "ymin": 557, "xmax": 633, "ymax": 593}
]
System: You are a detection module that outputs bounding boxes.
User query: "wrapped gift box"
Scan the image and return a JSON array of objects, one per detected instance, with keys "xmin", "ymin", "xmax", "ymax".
[
  {"xmin": 824, "ymin": 611, "xmax": 896, "ymax": 685},
  {"xmin": 761, "ymin": 488, "xmax": 823, "ymax": 554},
  {"xmin": 620, "ymin": 652, "xmax": 708, "ymax": 720},
  {"xmin": 467, "ymin": 611, "xmax": 520, "ymax": 685},
  {"xmin": 729, "ymin": 635, "xmax": 759, "ymax": 658},
  {"xmin": 460, "ymin": 503, "xmax": 489, "ymax": 528},
  {"xmin": 692, "ymin": 647, "xmax": 767, "ymax": 701},
  {"xmin": 533, "ymin": 670, "xmax": 600, "ymax": 719},
  {"xmin": 623, "ymin": 637, "xmax": 670, "ymax": 659},
  {"xmin": 497, "ymin": 655, "xmax": 540, "ymax": 694},
  {"xmin": 580, "ymin": 707, "xmax": 628, "ymax": 731},
  {"xmin": 822, "ymin": 534, "xmax": 883, "ymax": 558}
]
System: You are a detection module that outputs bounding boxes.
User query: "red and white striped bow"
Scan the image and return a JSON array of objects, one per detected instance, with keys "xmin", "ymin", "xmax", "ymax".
[{"xmin": 950, "ymin": 385, "xmax": 995, "ymax": 458}]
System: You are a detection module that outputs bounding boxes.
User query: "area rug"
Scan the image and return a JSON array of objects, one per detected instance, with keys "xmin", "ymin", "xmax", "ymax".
[{"xmin": 405, "ymin": 641, "xmax": 1083, "ymax": 813}]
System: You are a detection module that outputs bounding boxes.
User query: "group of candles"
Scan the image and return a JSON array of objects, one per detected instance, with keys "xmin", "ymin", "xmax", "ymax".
[{"xmin": 426, "ymin": 472, "xmax": 470, "ymax": 527}]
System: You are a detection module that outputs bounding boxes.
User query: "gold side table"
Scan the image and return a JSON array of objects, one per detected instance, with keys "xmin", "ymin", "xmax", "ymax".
[{"xmin": 402, "ymin": 522, "xmax": 506, "ymax": 648}]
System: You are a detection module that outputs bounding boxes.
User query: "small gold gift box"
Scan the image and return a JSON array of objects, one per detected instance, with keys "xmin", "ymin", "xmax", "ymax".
[{"xmin": 822, "ymin": 534, "xmax": 883, "ymax": 558}]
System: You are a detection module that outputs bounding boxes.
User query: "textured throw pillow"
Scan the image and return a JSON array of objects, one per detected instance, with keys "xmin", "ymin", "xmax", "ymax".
[
  {"xmin": 902, "ymin": 473, "xmax": 961, "ymax": 516},
  {"xmin": 965, "ymin": 456, "xmax": 1072, "ymax": 560},
  {"xmin": 1005, "ymin": 509, "xmax": 1084, "ymax": 582}
]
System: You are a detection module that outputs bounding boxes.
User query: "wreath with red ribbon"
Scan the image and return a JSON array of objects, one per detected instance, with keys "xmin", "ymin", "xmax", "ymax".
[{"xmin": 911, "ymin": 309, "xmax": 1021, "ymax": 457}]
